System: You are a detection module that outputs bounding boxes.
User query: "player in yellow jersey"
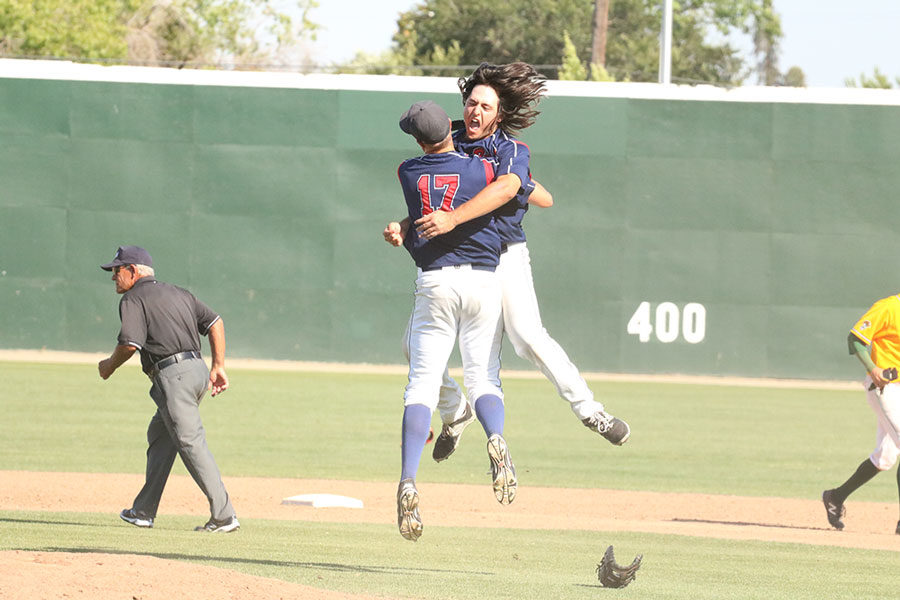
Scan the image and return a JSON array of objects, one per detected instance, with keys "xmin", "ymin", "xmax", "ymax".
[{"xmin": 822, "ymin": 294, "xmax": 900, "ymax": 533}]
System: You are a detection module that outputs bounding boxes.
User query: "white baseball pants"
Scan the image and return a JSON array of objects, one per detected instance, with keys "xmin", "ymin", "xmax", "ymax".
[
  {"xmin": 865, "ymin": 377, "xmax": 900, "ymax": 470},
  {"xmin": 428, "ymin": 242, "xmax": 605, "ymax": 422},
  {"xmin": 496, "ymin": 242, "xmax": 603, "ymax": 420},
  {"xmin": 403, "ymin": 266, "xmax": 503, "ymax": 413}
]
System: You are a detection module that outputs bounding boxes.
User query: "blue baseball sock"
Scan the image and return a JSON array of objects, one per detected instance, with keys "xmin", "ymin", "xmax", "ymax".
[
  {"xmin": 474, "ymin": 394, "xmax": 504, "ymax": 437},
  {"xmin": 400, "ymin": 404, "xmax": 432, "ymax": 481}
]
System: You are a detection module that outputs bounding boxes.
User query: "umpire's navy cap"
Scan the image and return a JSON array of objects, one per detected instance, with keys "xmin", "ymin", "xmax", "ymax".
[
  {"xmin": 101, "ymin": 245, "xmax": 153, "ymax": 271},
  {"xmin": 399, "ymin": 101, "xmax": 451, "ymax": 144}
]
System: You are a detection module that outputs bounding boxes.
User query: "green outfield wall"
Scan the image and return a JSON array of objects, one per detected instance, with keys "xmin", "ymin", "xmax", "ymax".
[{"xmin": 2, "ymin": 61, "xmax": 899, "ymax": 380}]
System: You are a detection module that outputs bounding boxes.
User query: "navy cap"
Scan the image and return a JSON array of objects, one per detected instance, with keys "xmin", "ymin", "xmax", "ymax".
[
  {"xmin": 399, "ymin": 101, "xmax": 451, "ymax": 144},
  {"xmin": 101, "ymin": 245, "xmax": 153, "ymax": 271}
]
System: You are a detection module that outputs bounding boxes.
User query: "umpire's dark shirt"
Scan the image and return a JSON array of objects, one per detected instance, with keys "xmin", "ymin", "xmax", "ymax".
[{"xmin": 117, "ymin": 277, "xmax": 220, "ymax": 374}]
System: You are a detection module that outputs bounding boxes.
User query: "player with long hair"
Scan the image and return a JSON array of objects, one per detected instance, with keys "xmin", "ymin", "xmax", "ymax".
[{"xmin": 404, "ymin": 62, "xmax": 631, "ymax": 464}]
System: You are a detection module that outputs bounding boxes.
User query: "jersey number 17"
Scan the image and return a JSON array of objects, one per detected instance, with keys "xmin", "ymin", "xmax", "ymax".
[{"xmin": 416, "ymin": 174, "xmax": 460, "ymax": 215}]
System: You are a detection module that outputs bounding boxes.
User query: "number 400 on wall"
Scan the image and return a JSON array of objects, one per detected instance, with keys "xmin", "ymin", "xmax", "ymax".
[{"xmin": 627, "ymin": 301, "xmax": 706, "ymax": 344}]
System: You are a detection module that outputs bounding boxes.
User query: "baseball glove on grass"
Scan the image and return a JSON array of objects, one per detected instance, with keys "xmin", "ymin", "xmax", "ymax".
[{"xmin": 596, "ymin": 545, "xmax": 642, "ymax": 588}]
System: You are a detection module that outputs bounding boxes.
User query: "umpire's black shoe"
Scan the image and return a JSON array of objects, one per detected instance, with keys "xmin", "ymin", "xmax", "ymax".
[
  {"xmin": 119, "ymin": 508, "xmax": 154, "ymax": 528},
  {"xmin": 822, "ymin": 489, "xmax": 846, "ymax": 530},
  {"xmin": 195, "ymin": 515, "xmax": 240, "ymax": 533}
]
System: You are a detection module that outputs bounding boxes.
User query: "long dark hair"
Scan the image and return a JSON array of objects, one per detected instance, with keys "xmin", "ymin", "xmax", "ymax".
[{"xmin": 458, "ymin": 62, "xmax": 547, "ymax": 135}]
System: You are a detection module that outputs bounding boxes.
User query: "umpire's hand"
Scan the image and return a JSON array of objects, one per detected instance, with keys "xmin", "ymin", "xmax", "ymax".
[
  {"xmin": 98, "ymin": 358, "xmax": 115, "ymax": 380},
  {"xmin": 209, "ymin": 366, "xmax": 229, "ymax": 397}
]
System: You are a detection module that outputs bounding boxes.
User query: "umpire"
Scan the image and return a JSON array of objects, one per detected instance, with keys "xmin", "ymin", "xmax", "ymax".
[{"xmin": 97, "ymin": 245, "xmax": 239, "ymax": 533}]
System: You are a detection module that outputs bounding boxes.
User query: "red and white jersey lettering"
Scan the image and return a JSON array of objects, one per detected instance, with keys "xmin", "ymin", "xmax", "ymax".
[{"xmin": 397, "ymin": 151, "xmax": 500, "ymax": 271}]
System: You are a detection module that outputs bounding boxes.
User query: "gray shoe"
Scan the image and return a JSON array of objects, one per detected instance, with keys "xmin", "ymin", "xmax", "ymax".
[
  {"xmin": 583, "ymin": 410, "xmax": 631, "ymax": 446},
  {"xmin": 397, "ymin": 479, "xmax": 422, "ymax": 541},
  {"xmin": 432, "ymin": 403, "xmax": 476, "ymax": 462},
  {"xmin": 822, "ymin": 489, "xmax": 845, "ymax": 530},
  {"xmin": 195, "ymin": 515, "xmax": 240, "ymax": 533},
  {"xmin": 119, "ymin": 508, "xmax": 153, "ymax": 528},
  {"xmin": 486, "ymin": 434, "xmax": 517, "ymax": 505}
]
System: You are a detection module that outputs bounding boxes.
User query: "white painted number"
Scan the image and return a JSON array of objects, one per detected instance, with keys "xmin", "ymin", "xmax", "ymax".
[
  {"xmin": 627, "ymin": 301, "xmax": 706, "ymax": 344},
  {"xmin": 682, "ymin": 303, "xmax": 706, "ymax": 344},
  {"xmin": 626, "ymin": 301, "xmax": 653, "ymax": 342},
  {"xmin": 655, "ymin": 302, "xmax": 680, "ymax": 343}
]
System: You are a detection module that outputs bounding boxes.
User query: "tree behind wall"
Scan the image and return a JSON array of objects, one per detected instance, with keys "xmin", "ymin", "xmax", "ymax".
[
  {"xmin": 845, "ymin": 67, "xmax": 900, "ymax": 89},
  {"xmin": 0, "ymin": 0, "xmax": 319, "ymax": 68},
  {"xmin": 385, "ymin": 0, "xmax": 782, "ymax": 85},
  {"xmin": 0, "ymin": 0, "xmax": 132, "ymax": 58}
]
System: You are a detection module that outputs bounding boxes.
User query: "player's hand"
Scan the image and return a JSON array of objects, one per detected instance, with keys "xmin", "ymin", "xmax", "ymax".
[
  {"xmin": 209, "ymin": 366, "xmax": 229, "ymax": 397},
  {"xmin": 383, "ymin": 222, "xmax": 404, "ymax": 247},
  {"xmin": 870, "ymin": 367, "xmax": 890, "ymax": 391},
  {"xmin": 415, "ymin": 211, "xmax": 456, "ymax": 239}
]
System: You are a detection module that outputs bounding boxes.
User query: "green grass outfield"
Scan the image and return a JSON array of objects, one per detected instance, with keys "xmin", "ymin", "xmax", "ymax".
[{"xmin": 1, "ymin": 360, "xmax": 897, "ymax": 599}]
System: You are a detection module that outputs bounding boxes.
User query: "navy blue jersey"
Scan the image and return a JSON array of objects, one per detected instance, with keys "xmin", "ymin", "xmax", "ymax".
[
  {"xmin": 453, "ymin": 129, "xmax": 535, "ymax": 246},
  {"xmin": 397, "ymin": 151, "xmax": 502, "ymax": 270}
]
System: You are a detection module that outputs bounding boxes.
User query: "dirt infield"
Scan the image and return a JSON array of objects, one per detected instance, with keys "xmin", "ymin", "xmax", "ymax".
[
  {"xmin": 0, "ymin": 550, "xmax": 388, "ymax": 600},
  {"xmin": 3, "ymin": 470, "xmax": 900, "ymax": 599}
]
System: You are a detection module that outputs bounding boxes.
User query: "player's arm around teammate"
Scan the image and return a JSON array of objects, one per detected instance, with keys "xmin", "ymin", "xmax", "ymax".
[
  {"xmin": 394, "ymin": 179, "xmax": 548, "ymax": 246},
  {"xmin": 414, "ymin": 172, "xmax": 521, "ymax": 239},
  {"xmin": 385, "ymin": 180, "xmax": 552, "ymax": 244},
  {"xmin": 528, "ymin": 180, "xmax": 552, "ymax": 207}
]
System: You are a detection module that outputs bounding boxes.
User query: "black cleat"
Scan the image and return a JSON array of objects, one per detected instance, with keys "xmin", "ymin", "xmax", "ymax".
[
  {"xmin": 119, "ymin": 508, "xmax": 153, "ymax": 528},
  {"xmin": 583, "ymin": 410, "xmax": 631, "ymax": 446},
  {"xmin": 432, "ymin": 403, "xmax": 476, "ymax": 462},
  {"xmin": 822, "ymin": 489, "xmax": 845, "ymax": 530},
  {"xmin": 195, "ymin": 515, "xmax": 240, "ymax": 533}
]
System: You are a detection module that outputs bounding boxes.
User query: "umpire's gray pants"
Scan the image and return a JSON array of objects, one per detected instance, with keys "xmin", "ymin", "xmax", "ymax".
[{"xmin": 131, "ymin": 358, "xmax": 234, "ymax": 522}]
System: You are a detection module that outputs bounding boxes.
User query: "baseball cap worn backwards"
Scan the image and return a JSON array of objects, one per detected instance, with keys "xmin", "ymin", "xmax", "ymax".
[
  {"xmin": 399, "ymin": 101, "xmax": 450, "ymax": 144},
  {"xmin": 101, "ymin": 245, "xmax": 153, "ymax": 271}
]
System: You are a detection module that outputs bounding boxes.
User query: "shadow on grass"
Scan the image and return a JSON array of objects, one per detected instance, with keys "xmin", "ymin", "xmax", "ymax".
[
  {"xmin": 23, "ymin": 546, "xmax": 495, "ymax": 576},
  {"xmin": 0, "ymin": 517, "xmax": 97, "ymax": 528},
  {"xmin": 673, "ymin": 518, "xmax": 829, "ymax": 531}
]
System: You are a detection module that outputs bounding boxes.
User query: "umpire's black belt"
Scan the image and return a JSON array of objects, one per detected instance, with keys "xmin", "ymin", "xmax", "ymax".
[{"xmin": 149, "ymin": 350, "xmax": 201, "ymax": 378}]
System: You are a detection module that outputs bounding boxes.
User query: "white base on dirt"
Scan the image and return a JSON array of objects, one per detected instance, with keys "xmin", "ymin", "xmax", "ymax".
[{"xmin": 281, "ymin": 493, "xmax": 364, "ymax": 509}]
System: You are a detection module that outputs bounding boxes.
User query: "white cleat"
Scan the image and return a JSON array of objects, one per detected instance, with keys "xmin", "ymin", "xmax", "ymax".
[
  {"xmin": 487, "ymin": 434, "xmax": 517, "ymax": 505},
  {"xmin": 397, "ymin": 479, "xmax": 423, "ymax": 541}
]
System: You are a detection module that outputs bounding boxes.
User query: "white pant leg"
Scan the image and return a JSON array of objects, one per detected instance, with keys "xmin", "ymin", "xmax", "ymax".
[
  {"xmin": 866, "ymin": 378, "xmax": 900, "ymax": 470},
  {"xmin": 458, "ymin": 269, "xmax": 504, "ymax": 403},
  {"xmin": 403, "ymin": 309, "xmax": 469, "ymax": 424},
  {"xmin": 498, "ymin": 242, "xmax": 602, "ymax": 420},
  {"xmin": 403, "ymin": 272, "xmax": 461, "ymax": 411}
]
